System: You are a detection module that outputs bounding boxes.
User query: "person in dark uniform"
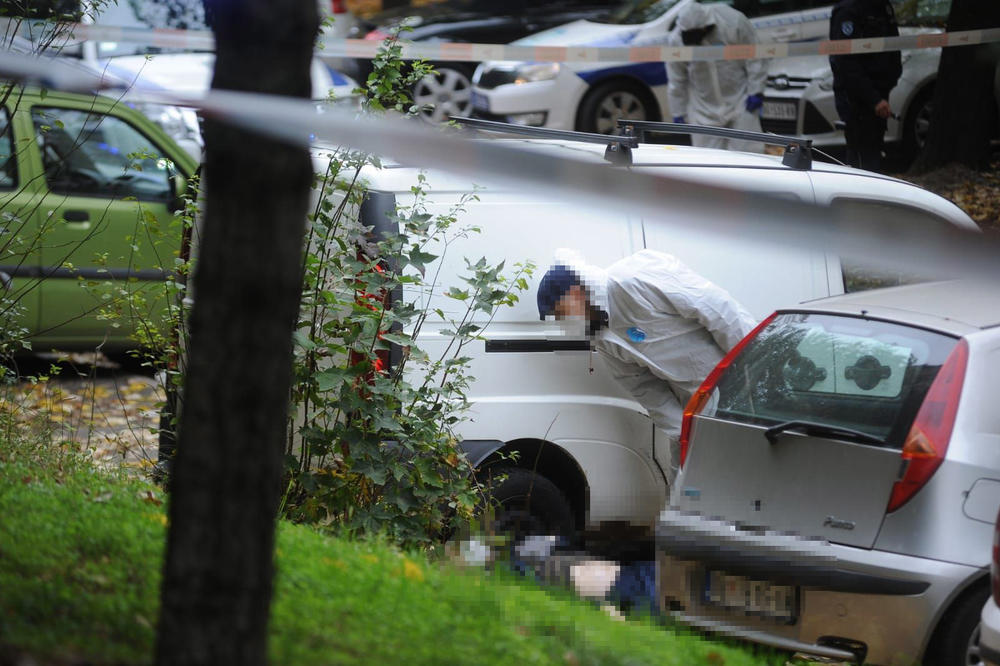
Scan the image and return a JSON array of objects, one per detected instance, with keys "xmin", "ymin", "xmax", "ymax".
[{"xmin": 829, "ymin": 0, "xmax": 902, "ymax": 171}]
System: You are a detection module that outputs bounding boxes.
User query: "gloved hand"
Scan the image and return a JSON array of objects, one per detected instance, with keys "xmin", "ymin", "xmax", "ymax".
[
  {"xmin": 672, "ymin": 115, "xmax": 686, "ymax": 124},
  {"xmin": 745, "ymin": 94, "xmax": 764, "ymax": 112}
]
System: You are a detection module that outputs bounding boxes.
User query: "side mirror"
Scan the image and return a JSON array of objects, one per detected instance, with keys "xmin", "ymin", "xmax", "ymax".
[{"xmin": 169, "ymin": 172, "xmax": 187, "ymax": 214}]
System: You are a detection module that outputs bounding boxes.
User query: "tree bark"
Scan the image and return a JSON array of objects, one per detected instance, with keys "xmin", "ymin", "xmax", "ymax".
[
  {"xmin": 154, "ymin": 2, "xmax": 319, "ymax": 665},
  {"xmin": 909, "ymin": 0, "xmax": 1000, "ymax": 174}
]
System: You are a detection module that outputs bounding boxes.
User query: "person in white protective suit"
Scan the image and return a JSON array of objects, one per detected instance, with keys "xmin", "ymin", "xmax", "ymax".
[
  {"xmin": 666, "ymin": 2, "xmax": 767, "ymax": 153},
  {"xmin": 536, "ymin": 249, "xmax": 756, "ymax": 480}
]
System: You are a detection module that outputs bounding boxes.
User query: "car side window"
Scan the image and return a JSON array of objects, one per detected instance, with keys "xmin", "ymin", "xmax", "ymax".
[
  {"xmin": 833, "ymin": 198, "xmax": 953, "ymax": 293},
  {"xmin": 32, "ymin": 107, "xmax": 172, "ymax": 201},
  {"xmin": 0, "ymin": 109, "xmax": 16, "ymax": 189}
]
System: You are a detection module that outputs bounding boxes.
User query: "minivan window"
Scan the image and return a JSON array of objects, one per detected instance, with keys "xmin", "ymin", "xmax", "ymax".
[
  {"xmin": 32, "ymin": 107, "xmax": 172, "ymax": 201},
  {"xmin": 0, "ymin": 110, "xmax": 15, "ymax": 189},
  {"xmin": 834, "ymin": 198, "xmax": 952, "ymax": 293},
  {"xmin": 709, "ymin": 313, "xmax": 957, "ymax": 447}
]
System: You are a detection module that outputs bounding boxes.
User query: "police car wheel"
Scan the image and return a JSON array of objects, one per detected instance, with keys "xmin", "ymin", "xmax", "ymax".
[
  {"xmin": 412, "ymin": 63, "xmax": 474, "ymax": 125},
  {"xmin": 902, "ymin": 86, "xmax": 934, "ymax": 158},
  {"xmin": 577, "ymin": 80, "xmax": 655, "ymax": 135},
  {"xmin": 485, "ymin": 467, "xmax": 575, "ymax": 539}
]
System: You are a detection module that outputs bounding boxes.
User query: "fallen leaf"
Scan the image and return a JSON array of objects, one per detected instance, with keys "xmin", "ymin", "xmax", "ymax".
[{"xmin": 92, "ymin": 491, "xmax": 113, "ymax": 503}]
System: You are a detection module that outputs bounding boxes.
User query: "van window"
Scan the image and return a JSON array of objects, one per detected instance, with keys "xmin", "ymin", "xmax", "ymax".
[
  {"xmin": 834, "ymin": 198, "xmax": 953, "ymax": 293},
  {"xmin": 710, "ymin": 313, "xmax": 956, "ymax": 447},
  {"xmin": 0, "ymin": 110, "xmax": 16, "ymax": 189},
  {"xmin": 32, "ymin": 107, "xmax": 172, "ymax": 201}
]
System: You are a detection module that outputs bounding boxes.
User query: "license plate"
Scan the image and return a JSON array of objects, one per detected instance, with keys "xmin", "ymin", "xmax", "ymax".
[
  {"xmin": 761, "ymin": 101, "xmax": 797, "ymax": 121},
  {"xmin": 471, "ymin": 91, "xmax": 490, "ymax": 112},
  {"xmin": 703, "ymin": 570, "xmax": 798, "ymax": 622}
]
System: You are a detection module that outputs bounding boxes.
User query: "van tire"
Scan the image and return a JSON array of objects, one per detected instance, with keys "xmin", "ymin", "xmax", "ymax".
[
  {"xmin": 923, "ymin": 583, "xmax": 988, "ymax": 666},
  {"xmin": 485, "ymin": 467, "xmax": 575, "ymax": 538},
  {"xmin": 577, "ymin": 80, "xmax": 655, "ymax": 135}
]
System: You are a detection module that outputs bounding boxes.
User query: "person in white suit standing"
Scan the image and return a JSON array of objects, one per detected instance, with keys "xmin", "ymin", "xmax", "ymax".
[{"xmin": 666, "ymin": 2, "xmax": 767, "ymax": 152}]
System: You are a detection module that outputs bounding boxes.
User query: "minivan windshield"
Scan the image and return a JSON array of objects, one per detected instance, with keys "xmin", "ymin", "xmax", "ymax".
[
  {"xmin": 599, "ymin": 0, "xmax": 684, "ymax": 24},
  {"xmin": 709, "ymin": 313, "xmax": 957, "ymax": 447}
]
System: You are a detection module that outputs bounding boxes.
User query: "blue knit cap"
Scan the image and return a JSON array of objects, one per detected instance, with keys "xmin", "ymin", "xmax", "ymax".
[{"xmin": 536, "ymin": 264, "xmax": 580, "ymax": 320}]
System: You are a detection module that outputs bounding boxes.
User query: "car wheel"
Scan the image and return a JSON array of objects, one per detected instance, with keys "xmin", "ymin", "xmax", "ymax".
[
  {"xmin": 924, "ymin": 584, "xmax": 988, "ymax": 666},
  {"xmin": 577, "ymin": 80, "xmax": 654, "ymax": 135},
  {"xmin": 412, "ymin": 63, "xmax": 474, "ymax": 124},
  {"xmin": 484, "ymin": 467, "xmax": 575, "ymax": 539}
]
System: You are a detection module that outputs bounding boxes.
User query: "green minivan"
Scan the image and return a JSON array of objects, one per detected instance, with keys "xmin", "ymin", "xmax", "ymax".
[{"xmin": 0, "ymin": 86, "xmax": 198, "ymax": 352}]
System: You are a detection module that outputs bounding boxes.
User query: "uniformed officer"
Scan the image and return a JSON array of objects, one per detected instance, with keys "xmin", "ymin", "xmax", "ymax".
[{"xmin": 829, "ymin": 0, "xmax": 903, "ymax": 171}]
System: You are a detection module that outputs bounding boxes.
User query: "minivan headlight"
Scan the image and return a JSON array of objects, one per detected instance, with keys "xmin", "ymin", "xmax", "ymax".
[{"xmin": 515, "ymin": 62, "xmax": 560, "ymax": 84}]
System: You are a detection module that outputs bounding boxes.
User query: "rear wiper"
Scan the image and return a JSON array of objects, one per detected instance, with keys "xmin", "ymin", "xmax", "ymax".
[{"xmin": 764, "ymin": 420, "xmax": 886, "ymax": 447}]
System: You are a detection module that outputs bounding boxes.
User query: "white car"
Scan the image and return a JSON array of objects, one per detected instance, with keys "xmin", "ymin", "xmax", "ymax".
[
  {"xmin": 981, "ymin": 507, "xmax": 1000, "ymax": 666},
  {"xmin": 470, "ymin": 0, "xmax": 835, "ymax": 133},
  {"xmin": 95, "ymin": 52, "xmax": 360, "ymax": 160}
]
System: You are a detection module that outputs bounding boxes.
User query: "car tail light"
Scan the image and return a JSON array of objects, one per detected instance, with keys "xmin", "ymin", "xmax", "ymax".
[
  {"xmin": 679, "ymin": 313, "xmax": 777, "ymax": 468},
  {"xmin": 993, "ymin": 507, "xmax": 1000, "ymax": 605},
  {"xmin": 886, "ymin": 339, "xmax": 968, "ymax": 513},
  {"xmin": 330, "ymin": 0, "xmax": 346, "ymax": 14},
  {"xmin": 365, "ymin": 28, "xmax": 391, "ymax": 41}
]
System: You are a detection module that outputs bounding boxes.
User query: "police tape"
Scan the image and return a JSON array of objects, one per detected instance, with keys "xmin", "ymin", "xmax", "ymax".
[
  {"xmin": 179, "ymin": 87, "xmax": 1000, "ymax": 287},
  {"xmin": 65, "ymin": 23, "xmax": 1000, "ymax": 64},
  {"xmin": 0, "ymin": 46, "xmax": 998, "ymax": 287}
]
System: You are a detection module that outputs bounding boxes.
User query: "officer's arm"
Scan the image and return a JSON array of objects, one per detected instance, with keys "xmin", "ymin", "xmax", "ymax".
[{"xmin": 829, "ymin": 8, "xmax": 883, "ymax": 111}]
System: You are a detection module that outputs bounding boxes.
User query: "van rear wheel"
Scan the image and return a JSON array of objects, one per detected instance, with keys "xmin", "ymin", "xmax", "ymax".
[{"xmin": 485, "ymin": 467, "xmax": 575, "ymax": 539}]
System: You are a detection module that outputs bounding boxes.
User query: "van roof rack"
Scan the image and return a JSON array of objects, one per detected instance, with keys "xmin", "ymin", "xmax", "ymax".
[
  {"xmin": 449, "ymin": 116, "xmax": 637, "ymax": 166},
  {"xmin": 616, "ymin": 120, "xmax": 813, "ymax": 170}
]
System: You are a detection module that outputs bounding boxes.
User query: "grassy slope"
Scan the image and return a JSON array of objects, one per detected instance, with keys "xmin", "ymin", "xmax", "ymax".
[{"xmin": 0, "ymin": 459, "xmax": 780, "ymax": 666}]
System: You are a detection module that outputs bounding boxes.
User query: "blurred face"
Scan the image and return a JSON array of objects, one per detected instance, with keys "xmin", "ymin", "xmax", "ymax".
[{"xmin": 553, "ymin": 284, "xmax": 588, "ymax": 319}]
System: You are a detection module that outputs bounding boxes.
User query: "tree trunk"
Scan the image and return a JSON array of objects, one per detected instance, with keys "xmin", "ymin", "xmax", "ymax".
[
  {"xmin": 154, "ymin": 2, "xmax": 319, "ymax": 665},
  {"xmin": 909, "ymin": 0, "xmax": 1000, "ymax": 174}
]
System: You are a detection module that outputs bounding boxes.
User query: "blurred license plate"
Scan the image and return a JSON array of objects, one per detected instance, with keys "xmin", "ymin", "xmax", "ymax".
[
  {"xmin": 471, "ymin": 91, "xmax": 490, "ymax": 112},
  {"xmin": 761, "ymin": 101, "xmax": 797, "ymax": 120},
  {"xmin": 704, "ymin": 570, "xmax": 798, "ymax": 622}
]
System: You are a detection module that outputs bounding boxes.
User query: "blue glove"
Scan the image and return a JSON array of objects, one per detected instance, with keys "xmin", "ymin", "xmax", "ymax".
[
  {"xmin": 745, "ymin": 94, "xmax": 764, "ymax": 112},
  {"xmin": 672, "ymin": 115, "xmax": 686, "ymax": 124}
]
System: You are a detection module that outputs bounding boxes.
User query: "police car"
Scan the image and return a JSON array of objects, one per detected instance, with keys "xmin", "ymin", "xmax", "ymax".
[{"xmin": 470, "ymin": 0, "xmax": 835, "ymax": 132}]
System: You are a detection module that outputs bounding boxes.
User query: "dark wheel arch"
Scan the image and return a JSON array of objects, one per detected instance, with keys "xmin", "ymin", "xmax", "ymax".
[
  {"xmin": 476, "ymin": 438, "xmax": 589, "ymax": 532},
  {"xmin": 923, "ymin": 575, "xmax": 989, "ymax": 666},
  {"xmin": 574, "ymin": 76, "xmax": 662, "ymax": 134}
]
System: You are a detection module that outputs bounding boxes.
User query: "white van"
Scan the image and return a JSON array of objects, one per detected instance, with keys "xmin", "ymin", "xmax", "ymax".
[{"xmin": 332, "ymin": 122, "xmax": 978, "ymax": 539}]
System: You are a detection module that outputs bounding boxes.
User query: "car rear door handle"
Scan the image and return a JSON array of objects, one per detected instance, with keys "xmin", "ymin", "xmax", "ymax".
[
  {"xmin": 58, "ymin": 209, "xmax": 91, "ymax": 230},
  {"xmin": 62, "ymin": 210, "xmax": 90, "ymax": 222}
]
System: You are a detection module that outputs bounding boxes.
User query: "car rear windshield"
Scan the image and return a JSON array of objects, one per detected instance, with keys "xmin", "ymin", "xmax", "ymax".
[{"xmin": 710, "ymin": 313, "xmax": 957, "ymax": 448}]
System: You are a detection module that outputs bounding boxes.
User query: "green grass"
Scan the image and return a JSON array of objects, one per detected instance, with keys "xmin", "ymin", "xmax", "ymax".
[{"xmin": 0, "ymin": 449, "xmax": 781, "ymax": 666}]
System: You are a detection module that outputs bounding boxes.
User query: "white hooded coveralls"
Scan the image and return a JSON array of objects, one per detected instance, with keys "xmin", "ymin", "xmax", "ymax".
[
  {"xmin": 666, "ymin": 2, "xmax": 767, "ymax": 152},
  {"xmin": 555, "ymin": 249, "xmax": 756, "ymax": 477}
]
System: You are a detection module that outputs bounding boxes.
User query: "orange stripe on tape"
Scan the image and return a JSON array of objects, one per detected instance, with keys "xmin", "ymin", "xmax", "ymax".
[
  {"xmin": 441, "ymin": 43, "xmax": 474, "ymax": 59},
  {"xmin": 533, "ymin": 46, "xmax": 567, "ymax": 62},
  {"xmin": 819, "ymin": 40, "xmax": 852, "ymax": 55},
  {"xmin": 917, "ymin": 33, "xmax": 948, "ymax": 48},
  {"xmin": 723, "ymin": 44, "xmax": 756, "ymax": 60}
]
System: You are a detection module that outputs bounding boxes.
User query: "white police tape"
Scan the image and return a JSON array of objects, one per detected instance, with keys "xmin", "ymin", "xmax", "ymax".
[
  {"xmin": 180, "ymin": 87, "xmax": 1000, "ymax": 286},
  {"xmin": 65, "ymin": 23, "xmax": 1000, "ymax": 63},
  {"xmin": 1, "ymin": 47, "xmax": 998, "ymax": 287}
]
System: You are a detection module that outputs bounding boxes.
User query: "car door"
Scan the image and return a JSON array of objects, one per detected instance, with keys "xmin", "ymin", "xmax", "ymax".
[
  {"xmin": 26, "ymin": 99, "xmax": 184, "ymax": 348},
  {"xmin": 0, "ymin": 97, "xmax": 42, "ymax": 343}
]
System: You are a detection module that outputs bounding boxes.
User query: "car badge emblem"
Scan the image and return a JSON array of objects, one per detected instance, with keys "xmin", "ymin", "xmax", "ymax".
[
  {"xmin": 841, "ymin": 20, "xmax": 854, "ymax": 36},
  {"xmin": 772, "ymin": 75, "xmax": 790, "ymax": 90},
  {"xmin": 627, "ymin": 327, "xmax": 646, "ymax": 342},
  {"xmin": 823, "ymin": 515, "xmax": 856, "ymax": 530}
]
